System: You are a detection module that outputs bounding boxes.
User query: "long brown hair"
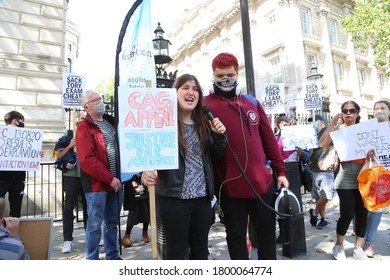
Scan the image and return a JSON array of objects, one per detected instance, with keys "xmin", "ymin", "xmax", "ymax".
[{"xmin": 173, "ymin": 74, "xmax": 208, "ymax": 151}]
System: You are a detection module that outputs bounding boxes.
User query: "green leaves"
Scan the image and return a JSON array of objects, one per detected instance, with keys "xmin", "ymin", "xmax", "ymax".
[{"xmin": 342, "ymin": 0, "xmax": 390, "ymax": 74}]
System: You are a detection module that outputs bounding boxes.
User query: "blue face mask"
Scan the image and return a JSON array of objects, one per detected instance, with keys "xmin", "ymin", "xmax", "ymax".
[{"xmin": 313, "ymin": 122, "xmax": 319, "ymax": 129}]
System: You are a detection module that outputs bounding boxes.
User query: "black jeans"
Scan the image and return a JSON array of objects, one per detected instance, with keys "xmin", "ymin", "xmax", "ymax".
[
  {"xmin": 157, "ymin": 195, "xmax": 211, "ymax": 260},
  {"xmin": 221, "ymin": 184, "xmax": 276, "ymax": 260},
  {"xmin": 63, "ymin": 176, "xmax": 87, "ymax": 241},
  {"xmin": 0, "ymin": 181, "xmax": 24, "ymax": 218}
]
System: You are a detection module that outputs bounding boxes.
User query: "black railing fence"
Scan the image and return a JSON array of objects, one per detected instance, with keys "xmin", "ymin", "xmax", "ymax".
[{"xmin": 23, "ymin": 162, "xmax": 63, "ymax": 220}]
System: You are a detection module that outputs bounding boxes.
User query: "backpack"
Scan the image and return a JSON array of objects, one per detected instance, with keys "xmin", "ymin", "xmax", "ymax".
[{"xmin": 54, "ymin": 130, "xmax": 77, "ymax": 172}]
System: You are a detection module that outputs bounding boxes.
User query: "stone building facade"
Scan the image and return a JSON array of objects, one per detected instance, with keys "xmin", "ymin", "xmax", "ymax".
[
  {"xmin": 0, "ymin": 0, "xmax": 75, "ymax": 160},
  {"xmin": 165, "ymin": 0, "xmax": 389, "ymax": 122}
]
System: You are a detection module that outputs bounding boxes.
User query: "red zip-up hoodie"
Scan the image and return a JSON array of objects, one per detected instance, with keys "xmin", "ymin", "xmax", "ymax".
[
  {"xmin": 203, "ymin": 93, "xmax": 286, "ymax": 198},
  {"xmin": 76, "ymin": 114, "xmax": 117, "ymax": 192}
]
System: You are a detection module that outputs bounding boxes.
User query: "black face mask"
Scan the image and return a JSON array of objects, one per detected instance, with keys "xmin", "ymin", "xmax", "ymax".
[
  {"xmin": 17, "ymin": 122, "xmax": 24, "ymax": 128},
  {"xmin": 213, "ymin": 84, "xmax": 237, "ymax": 99}
]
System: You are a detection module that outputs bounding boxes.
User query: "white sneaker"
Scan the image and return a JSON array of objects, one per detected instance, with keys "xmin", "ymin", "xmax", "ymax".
[
  {"xmin": 332, "ymin": 244, "xmax": 346, "ymax": 260},
  {"xmin": 99, "ymin": 239, "xmax": 104, "ymax": 246},
  {"xmin": 353, "ymin": 247, "xmax": 368, "ymax": 260},
  {"xmin": 363, "ymin": 243, "xmax": 375, "ymax": 258},
  {"xmin": 62, "ymin": 241, "xmax": 72, "ymax": 254}
]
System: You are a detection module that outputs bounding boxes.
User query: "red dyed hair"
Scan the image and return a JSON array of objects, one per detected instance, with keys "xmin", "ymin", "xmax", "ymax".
[{"xmin": 212, "ymin": 52, "xmax": 239, "ymax": 72}]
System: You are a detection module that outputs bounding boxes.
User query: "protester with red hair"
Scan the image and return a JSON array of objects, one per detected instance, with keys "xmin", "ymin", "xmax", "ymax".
[{"xmin": 203, "ymin": 52, "xmax": 288, "ymax": 260}]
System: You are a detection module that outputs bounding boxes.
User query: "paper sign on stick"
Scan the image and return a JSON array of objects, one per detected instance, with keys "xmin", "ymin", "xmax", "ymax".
[
  {"xmin": 62, "ymin": 73, "xmax": 85, "ymax": 108},
  {"xmin": 118, "ymin": 87, "xmax": 178, "ymax": 173}
]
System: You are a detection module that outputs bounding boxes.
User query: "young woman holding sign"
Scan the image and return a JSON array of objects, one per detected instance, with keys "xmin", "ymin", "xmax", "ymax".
[
  {"xmin": 363, "ymin": 100, "xmax": 390, "ymax": 258},
  {"xmin": 141, "ymin": 74, "xmax": 227, "ymax": 260},
  {"xmin": 319, "ymin": 100, "xmax": 368, "ymax": 260}
]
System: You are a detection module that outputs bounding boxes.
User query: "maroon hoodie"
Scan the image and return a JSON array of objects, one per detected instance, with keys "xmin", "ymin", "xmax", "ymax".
[{"xmin": 203, "ymin": 93, "xmax": 285, "ymax": 198}]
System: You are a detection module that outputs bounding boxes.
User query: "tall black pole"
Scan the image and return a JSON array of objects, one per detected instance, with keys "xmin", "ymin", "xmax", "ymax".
[{"xmin": 240, "ymin": 0, "xmax": 255, "ymax": 97}]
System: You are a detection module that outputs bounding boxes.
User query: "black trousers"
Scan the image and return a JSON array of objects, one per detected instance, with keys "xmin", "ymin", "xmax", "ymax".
[
  {"xmin": 0, "ymin": 181, "xmax": 25, "ymax": 218},
  {"xmin": 63, "ymin": 176, "xmax": 87, "ymax": 241},
  {"xmin": 221, "ymin": 184, "xmax": 276, "ymax": 260},
  {"xmin": 336, "ymin": 189, "xmax": 367, "ymax": 238},
  {"xmin": 157, "ymin": 195, "xmax": 211, "ymax": 260}
]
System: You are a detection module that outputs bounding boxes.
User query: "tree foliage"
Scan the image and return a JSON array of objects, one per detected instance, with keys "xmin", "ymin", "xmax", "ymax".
[
  {"xmin": 96, "ymin": 76, "xmax": 115, "ymax": 100},
  {"xmin": 342, "ymin": 0, "xmax": 390, "ymax": 73}
]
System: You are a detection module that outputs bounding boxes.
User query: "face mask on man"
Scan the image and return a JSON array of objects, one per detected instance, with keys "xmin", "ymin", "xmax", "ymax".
[
  {"xmin": 93, "ymin": 101, "xmax": 105, "ymax": 116},
  {"xmin": 374, "ymin": 109, "xmax": 390, "ymax": 121},
  {"xmin": 16, "ymin": 121, "xmax": 24, "ymax": 128},
  {"xmin": 213, "ymin": 78, "xmax": 238, "ymax": 98},
  {"xmin": 215, "ymin": 78, "xmax": 237, "ymax": 92},
  {"xmin": 313, "ymin": 122, "xmax": 319, "ymax": 129}
]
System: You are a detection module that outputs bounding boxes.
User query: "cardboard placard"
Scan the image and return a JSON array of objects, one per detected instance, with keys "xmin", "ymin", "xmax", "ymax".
[{"xmin": 18, "ymin": 217, "xmax": 53, "ymax": 260}]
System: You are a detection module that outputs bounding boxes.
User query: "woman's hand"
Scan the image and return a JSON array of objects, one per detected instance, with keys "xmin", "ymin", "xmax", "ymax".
[
  {"xmin": 141, "ymin": 170, "xmax": 158, "ymax": 186},
  {"xmin": 209, "ymin": 117, "xmax": 226, "ymax": 134},
  {"xmin": 366, "ymin": 149, "xmax": 375, "ymax": 161}
]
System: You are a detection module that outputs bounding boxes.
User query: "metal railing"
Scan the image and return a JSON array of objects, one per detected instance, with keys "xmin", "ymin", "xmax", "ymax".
[{"xmin": 22, "ymin": 162, "xmax": 63, "ymax": 221}]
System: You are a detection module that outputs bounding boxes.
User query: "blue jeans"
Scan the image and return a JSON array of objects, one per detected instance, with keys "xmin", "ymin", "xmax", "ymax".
[
  {"xmin": 365, "ymin": 211, "xmax": 382, "ymax": 243},
  {"xmin": 85, "ymin": 188, "xmax": 123, "ymax": 260}
]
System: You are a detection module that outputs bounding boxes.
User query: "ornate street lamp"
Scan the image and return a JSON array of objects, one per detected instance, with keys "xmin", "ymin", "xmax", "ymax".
[
  {"xmin": 153, "ymin": 23, "xmax": 177, "ymax": 88},
  {"xmin": 307, "ymin": 62, "xmax": 323, "ymax": 82}
]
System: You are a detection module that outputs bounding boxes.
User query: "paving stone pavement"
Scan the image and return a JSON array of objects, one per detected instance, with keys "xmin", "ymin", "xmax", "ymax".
[{"xmin": 49, "ymin": 193, "xmax": 390, "ymax": 260}]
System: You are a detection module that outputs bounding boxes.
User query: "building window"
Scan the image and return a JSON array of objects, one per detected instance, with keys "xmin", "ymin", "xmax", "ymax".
[
  {"xmin": 335, "ymin": 62, "xmax": 343, "ymax": 80},
  {"xmin": 358, "ymin": 68, "xmax": 365, "ymax": 85},
  {"xmin": 67, "ymin": 58, "xmax": 72, "ymax": 73},
  {"xmin": 68, "ymin": 44, "xmax": 72, "ymax": 52},
  {"xmin": 301, "ymin": 8, "xmax": 312, "ymax": 35},
  {"xmin": 378, "ymin": 73, "xmax": 385, "ymax": 88},
  {"xmin": 329, "ymin": 19, "xmax": 339, "ymax": 44},
  {"xmin": 270, "ymin": 56, "xmax": 283, "ymax": 83}
]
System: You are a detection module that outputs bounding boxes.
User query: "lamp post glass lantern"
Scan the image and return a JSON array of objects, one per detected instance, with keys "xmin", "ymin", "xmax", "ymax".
[{"xmin": 153, "ymin": 22, "xmax": 176, "ymax": 88}]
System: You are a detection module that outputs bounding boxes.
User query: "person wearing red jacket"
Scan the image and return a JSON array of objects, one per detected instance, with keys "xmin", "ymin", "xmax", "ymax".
[
  {"xmin": 76, "ymin": 89, "xmax": 122, "ymax": 260},
  {"xmin": 203, "ymin": 53, "xmax": 289, "ymax": 260}
]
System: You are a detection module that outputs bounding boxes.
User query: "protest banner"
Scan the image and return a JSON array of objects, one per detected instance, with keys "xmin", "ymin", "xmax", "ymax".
[
  {"xmin": 118, "ymin": 87, "xmax": 178, "ymax": 173},
  {"xmin": 62, "ymin": 73, "xmax": 86, "ymax": 108},
  {"xmin": 260, "ymin": 83, "xmax": 285, "ymax": 114},
  {"xmin": 303, "ymin": 82, "xmax": 322, "ymax": 110},
  {"xmin": 0, "ymin": 126, "xmax": 43, "ymax": 172},
  {"xmin": 280, "ymin": 124, "xmax": 318, "ymax": 151},
  {"xmin": 330, "ymin": 118, "xmax": 390, "ymax": 164}
]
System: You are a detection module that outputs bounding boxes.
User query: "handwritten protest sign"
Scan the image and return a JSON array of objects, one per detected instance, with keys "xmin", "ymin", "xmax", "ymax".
[
  {"xmin": 281, "ymin": 124, "xmax": 318, "ymax": 151},
  {"xmin": 330, "ymin": 118, "xmax": 390, "ymax": 164},
  {"xmin": 260, "ymin": 83, "xmax": 285, "ymax": 114},
  {"xmin": 303, "ymin": 82, "xmax": 322, "ymax": 110},
  {"xmin": 0, "ymin": 126, "xmax": 43, "ymax": 172},
  {"xmin": 62, "ymin": 73, "xmax": 86, "ymax": 108},
  {"xmin": 118, "ymin": 87, "xmax": 178, "ymax": 173}
]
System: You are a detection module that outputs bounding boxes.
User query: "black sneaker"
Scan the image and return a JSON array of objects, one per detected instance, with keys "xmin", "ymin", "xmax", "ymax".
[
  {"xmin": 317, "ymin": 218, "xmax": 329, "ymax": 229},
  {"xmin": 309, "ymin": 209, "xmax": 318, "ymax": 227}
]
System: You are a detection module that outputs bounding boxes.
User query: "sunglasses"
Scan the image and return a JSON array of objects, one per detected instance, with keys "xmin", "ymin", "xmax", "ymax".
[{"xmin": 341, "ymin": 108, "xmax": 358, "ymax": 114}]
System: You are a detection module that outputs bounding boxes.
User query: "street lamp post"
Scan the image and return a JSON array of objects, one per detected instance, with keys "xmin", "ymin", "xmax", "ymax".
[{"xmin": 153, "ymin": 23, "xmax": 177, "ymax": 88}]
